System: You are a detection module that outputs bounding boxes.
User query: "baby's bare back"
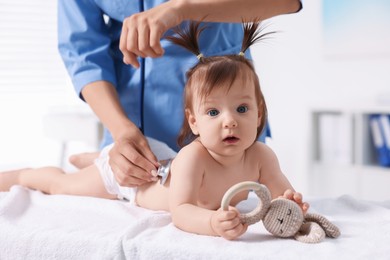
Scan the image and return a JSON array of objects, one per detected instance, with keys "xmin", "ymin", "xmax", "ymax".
[{"xmin": 136, "ymin": 143, "xmax": 264, "ymax": 212}]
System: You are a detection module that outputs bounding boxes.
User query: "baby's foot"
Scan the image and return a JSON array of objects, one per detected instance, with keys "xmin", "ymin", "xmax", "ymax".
[{"xmin": 69, "ymin": 152, "xmax": 99, "ymax": 169}]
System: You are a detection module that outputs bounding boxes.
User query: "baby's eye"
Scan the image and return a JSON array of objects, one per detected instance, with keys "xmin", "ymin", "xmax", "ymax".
[
  {"xmin": 207, "ymin": 109, "xmax": 219, "ymax": 117},
  {"xmin": 237, "ymin": 105, "xmax": 248, "ymax": 113}
]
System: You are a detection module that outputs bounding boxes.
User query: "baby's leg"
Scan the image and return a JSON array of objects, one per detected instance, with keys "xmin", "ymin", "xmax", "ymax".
[
  {"xmin": 69, "ymin": 152, "xmax": 100, "ymax": 169},
  {"xmin": 1, "ymin": 165, "xmax": 116, "ymax": 199},
  {"xmin": 48, "ymin": 165, "xmax": 117, "ymax": 199},
  {"xmin": 0, "ymin": 168, "xmax": 31, "ymax": 191}
]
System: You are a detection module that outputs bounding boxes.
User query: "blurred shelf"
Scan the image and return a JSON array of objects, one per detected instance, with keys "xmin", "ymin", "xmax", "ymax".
[{"xmin": 308, "ymin": 106, "xmax": 390, "ymax": 201}]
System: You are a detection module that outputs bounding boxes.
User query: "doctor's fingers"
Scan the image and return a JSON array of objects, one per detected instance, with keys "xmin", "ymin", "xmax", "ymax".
[
  {"xmin": 122, "ymin": 51, "xmax": 139, "ymax": 68},
  {"xmin": 131, "ymin": 137, "xmax": 160, "ymax": 169},
  {"xmin": 109, "ymin": 148, "xmax": 157, "ymax": 183},
  {"xmin": 111, "ymin": 163, "xmax": 149, "ymax": 187},
  {"xmin": 120, "ymin": 25, "xmax": 140, "ymax": 68},
  {"xmin": 120, "ymin": 17, "xmax": 164, "ymax": 67},
  {"xmin": 137, "ymin": 24, "xmax": 164, "ymax": 57},
  {"xmin": 125, "ymin": 13, "xmax": 165, "ymax": 57},
  {"xmin": 114, "ymin": 136, "xmax": 159, "ymax": 171},
  {"xmin": 110, "ymin": 157, "xmax": 157, "ymax": 187}
]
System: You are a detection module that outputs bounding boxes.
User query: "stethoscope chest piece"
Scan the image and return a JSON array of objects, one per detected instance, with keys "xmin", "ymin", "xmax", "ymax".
[{"xmin": 157, "ymin": 158, "xmax": 173, "ymax": 185}]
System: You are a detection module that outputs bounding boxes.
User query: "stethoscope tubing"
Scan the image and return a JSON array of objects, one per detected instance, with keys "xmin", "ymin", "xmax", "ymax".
[{"xmin": 138, "ymin": 0, "xmax": 145, "ymax": 133}]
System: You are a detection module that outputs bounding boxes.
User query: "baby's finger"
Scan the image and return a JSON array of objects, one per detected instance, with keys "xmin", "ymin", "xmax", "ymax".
[
  {"xmin": 217, "ymin": 210, "xmax": 237, "ymax": 221},
  {"xmin": 293, "ymin": 192, "xmax": 303, "ymax": 203},
  {"xmin": 302, "ymin": 202, "xmax": 310, "ymax": 214},
  {"xmin": 237, "ymin": 223, "xmax": 248, "ymax": 237},
  {"xmin": 223, "ymin": 224, "xmax": 246, "ymax": 240},
  {"xmin": 219, "ymin": 217, "xmax": 241, "ymax": 231},
  {"xmin": 282, "ymin": 189, "xmax": 294, "ymax": 200}
]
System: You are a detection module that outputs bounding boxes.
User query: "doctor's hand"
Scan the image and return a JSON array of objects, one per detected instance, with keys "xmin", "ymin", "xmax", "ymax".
[
  {"xmin": 210, "ymin": 207, "xmax": 248, "ymax": 240},
  {"xmin": 119, "ymin": 1, "xmax": 184, "ymax": 68},
  {"xmin": 109, "ymin": 126, "xmax": 160, "ymax": 187}
]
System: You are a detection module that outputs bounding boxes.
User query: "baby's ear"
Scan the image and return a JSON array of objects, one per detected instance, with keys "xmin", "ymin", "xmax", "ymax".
[
  {"xmin": 257, "ymin": 110, "xmax": 262, "ymax": 127},
  {"xmin": 186, "ymin": 109, "xmax": 199, "ymax": 135}
]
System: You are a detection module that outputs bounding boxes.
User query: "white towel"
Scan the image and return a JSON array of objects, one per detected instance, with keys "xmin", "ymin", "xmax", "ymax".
[
  {"xmin": 0, "ymin": 186, "xmax": 171, "ymax": 260},
  {"xmin": 1, "ymin": 186, "xmax": 390, "ymax": 260}
]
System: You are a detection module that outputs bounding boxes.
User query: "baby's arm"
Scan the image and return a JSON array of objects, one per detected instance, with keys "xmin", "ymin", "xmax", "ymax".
[
  {"xmin": 168, "ymin": 144, "xmax": 246, "ymax": 240},
  {"xmin": 256, "ymin": 143, "xmax": 309, "ymax": 213}
]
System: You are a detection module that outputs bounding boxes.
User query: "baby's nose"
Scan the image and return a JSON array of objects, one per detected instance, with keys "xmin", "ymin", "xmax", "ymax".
[{"xmin": 223, "ymin": 114, "xmax": 237, "ymax": 128}]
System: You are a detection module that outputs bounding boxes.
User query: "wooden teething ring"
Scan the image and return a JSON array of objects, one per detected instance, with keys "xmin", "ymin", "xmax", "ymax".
[{"xmin": 221, "ymin": 181, "xmax": 264, "ymax": 225}]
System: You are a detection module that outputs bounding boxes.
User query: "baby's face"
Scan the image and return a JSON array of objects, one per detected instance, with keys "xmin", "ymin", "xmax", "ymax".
[{"xmin": 190, "ymin": 77, "xmax": 261, "ymax": 156}]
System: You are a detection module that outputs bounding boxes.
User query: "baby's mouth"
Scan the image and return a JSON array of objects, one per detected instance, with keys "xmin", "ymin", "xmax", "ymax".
[{"xmin": 223, "ymin": 136, "xmax": 239, "ymax": 143}]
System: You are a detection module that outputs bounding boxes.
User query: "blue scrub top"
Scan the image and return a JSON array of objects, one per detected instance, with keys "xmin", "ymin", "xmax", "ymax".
[{"xmin": 58, "ymin": 0, "xmax": 279, "ymax": 151}]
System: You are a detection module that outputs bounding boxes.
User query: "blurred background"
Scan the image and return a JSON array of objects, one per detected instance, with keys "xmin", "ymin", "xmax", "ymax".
[{"xmin": 1, "ymin": 0, "xmax": 389, "ymax": 200}]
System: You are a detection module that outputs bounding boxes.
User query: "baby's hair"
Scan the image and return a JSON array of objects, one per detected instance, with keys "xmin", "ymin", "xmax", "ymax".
[
  {"xmin": 240, "ymin": 20, "xmax": 276, "ymax": 54},
  {"xmin": 166, "ymin": 21, "xmax": 271, "ymax": 147},
  {"xmin": 166, "ymin": 22, "xmax": 206, "ymax": 59}
]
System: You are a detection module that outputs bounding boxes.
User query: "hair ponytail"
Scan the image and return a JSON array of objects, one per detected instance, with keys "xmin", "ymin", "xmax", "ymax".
[
  {"xmin": 165, "ymin": 21, "xmax": 206, "ymax": 60},
  {"xmin": 240, "ymin": 20, "xmax": 276, "ymax": 55}
]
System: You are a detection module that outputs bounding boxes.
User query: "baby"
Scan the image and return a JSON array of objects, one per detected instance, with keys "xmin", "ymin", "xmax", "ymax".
[{"xmin": 0, "ymin": 21, "xmax": 308, "ymax": 240}]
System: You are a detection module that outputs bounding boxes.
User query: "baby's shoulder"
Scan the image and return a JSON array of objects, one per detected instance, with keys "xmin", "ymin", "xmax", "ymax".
[
  {"xmin": 171, "ymin": 141, "xmax": 208, "ymax": 178},
  {"xmin": 247, "ymin": 141, "xmax": 274, "ymax": 155},
  {"xmin": 175, "ymin": 140, "xmax": 208, "ymax": 163},
  {"xmin": 245, "ymin": 141, "xmax": 278, "ymax": 163}
]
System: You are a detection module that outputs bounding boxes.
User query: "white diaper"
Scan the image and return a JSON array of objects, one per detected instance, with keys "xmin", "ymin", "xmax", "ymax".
[{"xmin": 94, "ymin": 137, "xmax": 177, "ymax": 201}]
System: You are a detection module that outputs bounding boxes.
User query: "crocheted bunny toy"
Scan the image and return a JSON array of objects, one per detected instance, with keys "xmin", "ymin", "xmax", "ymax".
[{"xmin": 221, "ymin": 181, "xmax": 340, "ymax": 243}]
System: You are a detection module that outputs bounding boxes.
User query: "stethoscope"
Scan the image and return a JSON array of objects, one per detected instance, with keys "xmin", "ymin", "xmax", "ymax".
[
  {"xmin": 137, "ymin": 0, "xmax": 172, "ymax": 183},
  {"xmin": 138, "ymin": 0, "xmax": 146, "ymax": 134}
]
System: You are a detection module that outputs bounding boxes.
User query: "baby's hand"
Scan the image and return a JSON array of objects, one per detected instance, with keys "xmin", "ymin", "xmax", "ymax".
[
  {"xmin": 210, "ymin": 207, "xmax": 248, "ymax": 240},
  {"xmin": 280, "ymin": 189, "xmax": 310, "ymax": 214}
]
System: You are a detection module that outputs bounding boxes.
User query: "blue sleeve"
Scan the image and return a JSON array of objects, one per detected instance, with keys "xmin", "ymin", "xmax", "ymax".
[{"xmin": 57, "ymin": 0, "xmax": 117, "ymax": 100}]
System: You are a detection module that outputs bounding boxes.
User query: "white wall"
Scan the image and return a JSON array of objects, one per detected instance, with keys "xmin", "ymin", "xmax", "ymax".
[
  {"xmin": 251, "ymin": 0, "xmax": 390, "ymax": 194},
  {"xmin": 0, "ymin": 0, "xmax": 92, "ymax": 170}
]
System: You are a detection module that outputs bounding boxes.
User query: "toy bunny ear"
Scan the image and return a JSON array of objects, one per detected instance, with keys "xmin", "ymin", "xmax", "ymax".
[
  {"xmin": 221, "ymin": 181, "xmax": 271, "ymax": 225},
  {"xmin": 294, "ymin": 222, "xmax": 326, "ymax": 243},
  {"xmin": 304, "ymin": 213, "xmax": 341, "ymax": 238},
  {"xmin": 294, "ymin": 213, "xmax": 341, "ymax": 243}
]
